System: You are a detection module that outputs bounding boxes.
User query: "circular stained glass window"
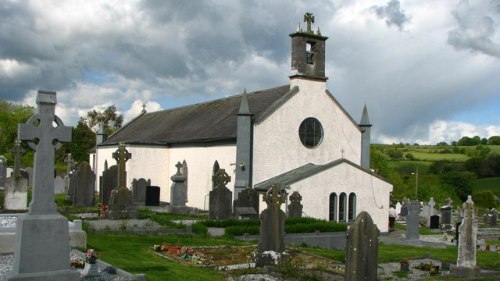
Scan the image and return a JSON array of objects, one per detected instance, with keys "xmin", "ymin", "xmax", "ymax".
[{"xmin": 299, "ymin": 117, "xmax": 323, "ymax": 148}]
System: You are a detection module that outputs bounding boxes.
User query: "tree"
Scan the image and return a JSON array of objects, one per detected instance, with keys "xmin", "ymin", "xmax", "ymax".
[
  {"xmin": 488, "ymin": 136, "xmax": 500, "ymax": 145},
  {"xmin": 440, "ymin": 171, "xmax": 474, "ymax": 202},
  {"xmin": 457, "ymin": 136, "xmax": 481, "ymax": 146},
  {"xmin": 0, "ymin": 101, "xmax": 36, "ymax": 167},
  {"xmin": 481, "ymin": 153, "xmax": 500, "ymax": 177},
  {"xmin": 80, "ymin": 105, "xmax": 123, "ymax": 135}
]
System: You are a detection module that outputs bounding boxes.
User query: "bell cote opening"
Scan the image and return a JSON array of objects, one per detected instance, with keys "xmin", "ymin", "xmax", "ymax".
[{"xmin": 290, "ymin": 13, "xmax": 328, "ymax": 82}]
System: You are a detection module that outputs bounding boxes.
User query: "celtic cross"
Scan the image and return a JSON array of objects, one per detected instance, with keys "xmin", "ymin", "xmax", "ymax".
[
  {"xmin": 113, "ymin": 142, "xmax": 131, "ymax": 189},
  {"xmin": 64, "ymin": 153, "xmax": 74, "ymax": 175},
  {"xmin": 213, "ymin": 169, "xmax": 231, "ymax": 188},
  {"xmin": 304, "ymin": 12, "xmax": 314, "ymax": 33},
  {"xmin": 18, "ymin": 91, "xmax": 72, "ymax": 215}
]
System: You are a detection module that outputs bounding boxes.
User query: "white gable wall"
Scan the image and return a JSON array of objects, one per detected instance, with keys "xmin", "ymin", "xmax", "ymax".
[
  {"xmin": 287, "ymin": 162, "xmax": 392, "ymax": 232},
  {"xmin": 169, "ymin": 144, "xmax": 236, "ymax": 210},
  {"xmin": 253, "ymin": 80, "xmax": 362, "ymax": 185}
]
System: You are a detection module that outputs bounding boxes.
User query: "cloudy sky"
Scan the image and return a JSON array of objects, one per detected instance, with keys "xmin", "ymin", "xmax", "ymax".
[{"xmin": 1, "ymin": 0, "xmax": 499, "ymax": 144}]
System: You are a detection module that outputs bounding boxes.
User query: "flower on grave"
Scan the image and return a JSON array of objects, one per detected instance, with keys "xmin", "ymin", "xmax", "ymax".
[
  {"xmin": 71, "ymin": 258, "xmax": 85, "ymax": 269},
  {"xmin": 85, "ymin": 248, "xmax": 99, "ymax": 264}
]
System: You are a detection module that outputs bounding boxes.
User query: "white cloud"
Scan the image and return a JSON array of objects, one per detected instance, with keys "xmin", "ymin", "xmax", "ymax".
[{"xmin": 123, "ymin": 100, "xmax": 162, "ymax": 123}]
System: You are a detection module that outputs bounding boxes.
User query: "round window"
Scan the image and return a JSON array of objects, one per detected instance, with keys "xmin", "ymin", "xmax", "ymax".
[{"xmin": 298, "ymin": 117, "xmax": 323, "ymax": 148}]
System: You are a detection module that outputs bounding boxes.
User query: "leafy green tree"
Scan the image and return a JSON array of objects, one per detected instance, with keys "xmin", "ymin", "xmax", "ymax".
[
  {"xmin": 488, "ymin": 136, "xmax": 500, "ymax": 145},
  {"xmin": 472, "ymin": 190, "xmax": 496, "ymax": 209},
  {"xmin": 457, "ymin": 136, "xmax": 481, "ymax": 146},
  {"xmin": 481, "ymin": 153, "xmax": 500, "ymax": 177},
  {"xmin": 80, "ymin": 105, "xmax": 123, "ymax": 136},
  {"xmin": 371, "ymin": 149, "xmax": 410, "ymax": 201},
  {"xmin": 0, "ymin": 101, "xmax": 35, "ymax": 167},
  {"xmin": 440, "ymin": 171, "xmax": 475, "ymax": 202}
]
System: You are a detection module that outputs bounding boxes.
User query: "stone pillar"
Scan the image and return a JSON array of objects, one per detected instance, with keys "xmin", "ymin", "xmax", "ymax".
[
  {"xmin": 234, "ymin": 92, "xmax": 253, "ymax": 200},
  {"xmin": 452, "ymin": 195, "xmax": 480, "ymax": 277}
]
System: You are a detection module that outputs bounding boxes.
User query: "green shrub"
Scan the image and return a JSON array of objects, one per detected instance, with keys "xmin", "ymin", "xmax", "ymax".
[
  {"xmin": 225, "ymin": 225, "xmax": 260, "ymax": 236},
  {"xmin": 191, "ymin": 222, "xmax": 208, "ymax": 235},
  {"xmin": 473, "ymin": 190, "xmax": 497, "ymax": 208},
  {"xmin": 202, "ymin": 218, "xmax": 260, "ymax": 228}
]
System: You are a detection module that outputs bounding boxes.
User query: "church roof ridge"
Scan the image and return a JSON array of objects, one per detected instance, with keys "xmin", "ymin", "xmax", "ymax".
[{"xmin": 101, "ymin": 84, "xmax": 290, "ymax": 146}]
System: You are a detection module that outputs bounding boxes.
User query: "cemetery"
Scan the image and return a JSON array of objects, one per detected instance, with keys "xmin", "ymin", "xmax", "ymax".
[{"xmin": 0, "ymin": 13, "xmax": 499, "ymax": 281}]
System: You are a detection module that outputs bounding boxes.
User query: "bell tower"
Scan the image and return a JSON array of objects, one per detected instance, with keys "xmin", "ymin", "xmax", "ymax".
[{"xmin": 290, "ymin": 12, "xmax": 328, "ymax": 81}]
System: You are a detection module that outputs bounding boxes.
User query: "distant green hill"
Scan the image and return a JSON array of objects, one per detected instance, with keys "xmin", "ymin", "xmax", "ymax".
[{"xmin": 472, "ymin": 177, "xmax": 500, "ymax": 197}]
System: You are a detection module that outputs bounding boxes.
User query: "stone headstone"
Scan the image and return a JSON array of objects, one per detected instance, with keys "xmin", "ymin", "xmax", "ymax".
[
  {"xmin": 170, "ymin": 161, "xmax": 188, "ymax": 214},
  {"xmin": 4, "ymin": 140, "xmax": 28, "ymax": 210},
  {"xmin": 4, "ymin": 90, "xmax": 80, "ymax": 281},
  {"xmin": 73, "ymin": 161, "xmax": 95, "ymax": 207},
  {"xmin": 395, "ymin": 202, "xmax": 402, "ymax": 217},
  {"xmin": 145, "ymin": 186, "xmax": 160, "ymax": 206},
  {"xmin": 430, "ymin": 215, "xmax": 440, "ymax": 229},
  {"xmin": 487, "ymin": 208, "xmax": 497, "ymax": 227},
  {"xmin": 64, "ymin": 153, "xmax": 74, "ymax": 193},
  {"xmin": 257, "ymin": 184, "xmax": 286, "ymax": 253},
  {"xmin": 428, "ymin": 197, "xmax": 436, "ymax": 216},
  {"xmin": 54, "ymin": 176, "xmax": 65, "ymax": 194},
  {"xmin": 401, "ymin": 200, "xmax": 409, "ymax": 217},
  {"xmin": 209, "ymin": 169, "xmax": 233, "ymax": 219},
  {"xmin": 452, "ymin": 195, "xmax": 480, "ymax": 277},
  {"xmin": 406, "ymin": 200, "xmax": 420, "ymax": 240},
  {"xmin": 107, "ymin": 143, "xmax": 137, "ymax": 219},
  {"xmin": 345, "ymin": 211, "xmax": 380, "ymax": 281},
  {"xmin": 421, "ymin": 204, "xmax": 431, "ymax": 218},
  {"xmin": 287, "ymin": 191, "xmax": 303, "ymax": 218},
  {"xmin": 25, "ymin": 167, "xmax": 33, "ymax": 188},
  {"xmin": 132, "ymin": 178, "xmax": 151, "ymax": 204},
  {"xmin": 233, "ymin": 186, "xmax": 259, "ymax": 218},
  {"xmin": 0, "ymin": 155, "xmax": 6, "ymax": 188},
  {"xmin": 441, "ymin": 205, "xmax": 453, "ymax": 230},
  {"xmin": 212, "ymin": 160, "xmax": 220, "ymax": 189},
  {"xmin": 100, "ymin": 164, "xmax": 118, "ymax": 205}
]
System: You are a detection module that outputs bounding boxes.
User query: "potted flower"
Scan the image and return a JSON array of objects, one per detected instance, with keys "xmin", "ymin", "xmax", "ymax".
[
  {"xmin": 83, "ymin": 249, "xmax": 99, "ymax": 276},
  {"xmin": 400, "ymin": 259, "xmax": 410, "ymax": 272}
]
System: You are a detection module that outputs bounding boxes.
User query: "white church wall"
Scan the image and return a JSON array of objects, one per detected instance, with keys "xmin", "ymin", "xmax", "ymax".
[
  {"xmin": 253, "ymin": 80, "xmax": 362, "ymax": 185},
  {"xmin": 168, "ymin": 144, "xmax": 236, "ymax": 210},
  {"xmin": 284, "ymin": 162, "xmax": 392, "ymax": 233},
  {"xmin": 95, "ymin": 145, "xmax": 170, "ymax": 202}
]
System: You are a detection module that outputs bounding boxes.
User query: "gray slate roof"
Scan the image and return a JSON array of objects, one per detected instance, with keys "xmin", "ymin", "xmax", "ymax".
[
  {"xmin": 102, "ymin": 85, "xmax": 291, "ymax": 146},
  {"xmin": 253, "ymin": 158, "xmax": 390, "ymax": 191}
]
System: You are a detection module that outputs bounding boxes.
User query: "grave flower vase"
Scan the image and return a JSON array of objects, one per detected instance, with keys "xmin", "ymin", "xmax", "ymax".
[{"xmin": 83, "ymin": 262, "xmax": 99, "ymax": 277}]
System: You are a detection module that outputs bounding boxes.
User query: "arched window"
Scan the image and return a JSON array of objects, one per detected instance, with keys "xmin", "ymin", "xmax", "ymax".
[
  {"xmin": 348, "ymin": 193, "xmax": 356, "ymax": 221},
  {"xmin": 339, "ymin": 193, "xmax": 347, "ymax": 222},
  {"xmin": 329, "ymin": 193, "xmax": 337, "ymax": 221}
]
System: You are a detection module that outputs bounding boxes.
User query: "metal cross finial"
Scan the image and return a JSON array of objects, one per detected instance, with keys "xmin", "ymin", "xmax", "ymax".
[
  {"xmin": 304, "ymin": 12, "xmax": 315, "ymax": 33},
  {"xmin": 175, "ymin": 161, "xmax": 183, "ymax": 174},
  {"xmin": 18, "ymin": 91, "xmax": 72, "ymax": 215},
  {"xmin": 11, "ymin": 139, "xmax": 24, "ymax": 178},
  {"xmin": 141, "ymin": 103, "xmax": 147, "ymax": 114}
]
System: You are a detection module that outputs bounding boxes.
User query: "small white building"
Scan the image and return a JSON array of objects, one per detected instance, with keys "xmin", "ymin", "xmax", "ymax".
[{"xmin": 93, "ymin": 15, "xmax": 393, "ymax": 232}]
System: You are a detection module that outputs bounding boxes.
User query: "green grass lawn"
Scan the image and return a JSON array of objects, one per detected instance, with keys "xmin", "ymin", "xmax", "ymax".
[
  {"xmin": 87, "ymin": 233, "xmax": 252, "ymax": 281},
  {"xmin": 472, "ymin": 177, "xmax": 500, "ymax": 197},
  {"xmin": 409, "ymin": 151, "xmax": 469, "ymax": 162}
]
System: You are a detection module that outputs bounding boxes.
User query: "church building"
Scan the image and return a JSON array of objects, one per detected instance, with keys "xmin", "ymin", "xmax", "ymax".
[{"xmin": 93, "ymin": 14, "xmax": 393, "ymax": 232}]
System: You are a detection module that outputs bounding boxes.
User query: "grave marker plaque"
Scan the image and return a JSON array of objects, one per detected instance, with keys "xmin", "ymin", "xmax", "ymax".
[{"xmin": 145, "ymin": 186, "xmax": 160, "ymax": 206}]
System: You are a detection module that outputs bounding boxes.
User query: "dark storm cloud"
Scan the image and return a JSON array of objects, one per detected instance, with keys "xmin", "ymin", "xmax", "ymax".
[
  {"xmin": 371, "ymin": 0, "xmax": 410, "ymax": 31},
  {"xmin": 448, "ymin": 0, "xmax": 500, "ymax": 58}
]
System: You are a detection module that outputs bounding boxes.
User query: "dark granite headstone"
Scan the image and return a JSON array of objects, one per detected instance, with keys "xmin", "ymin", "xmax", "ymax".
[
  {"xmin": 430, "ymin": 215, "xmax": 440, "ymax": 229},
  {"xmin": 257, "ymin": 184, "xmax": 286, "ymax": 253},
  {"xmin": 170, "ymin": 162, "xmax": 188, "ymax": 214},
  {"xmin": 209, "ymin": 169, "xmax": 233, "ymax": 219},
  {"xmin": 345, "ymin": 211, "xmax": 380, "ymax": 281},
  {"xmin": 401, "ymin": 200, "xmax": 409, "ymax": 217},
  {"xmin": 132, "ymin": 178, "xmax": 151, "ymax": 204},
  {"xmin": 107, "ymin": 143, "xmax": 137, "ymax": 219},
  {"xmin": 406, "ymin": 200, "xmax": 420, "ymax": 240},
  {"xmin": 441, "ymin": 205, "xmax": 452, "ymax": 230},
  {"xmin": 145, "ymin": 186, "xmax": 160, "ymax": 206},
  {"xmin": 100, "ymin": 165, "xmax": 118, "ymax": 205},
  {"xmin": 233, "ymin": 187, "xmax": 259, "ymax": 217},
  {"xmin": 287, "ymin": 191, "xmax": 303, "ymax": 218},
  {"xmin": 73, "ymin": 161, "xmax": 95, "ymax": 207}
]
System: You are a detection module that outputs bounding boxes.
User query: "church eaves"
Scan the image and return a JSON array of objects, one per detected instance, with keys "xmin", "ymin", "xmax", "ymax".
[{"xmin": 101, "ymin": 85, "xmax": 291, "ymax": 146}]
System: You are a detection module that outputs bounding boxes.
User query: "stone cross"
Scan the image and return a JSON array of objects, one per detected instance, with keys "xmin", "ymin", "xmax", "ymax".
[
  {"xmin": 113, "ymin": 142, "xmax": 131, "ymax": 189},
  {"xmin": 303, "ymin": 12, "xmax": 314, "ymax": 33},
  {"xmin": 428, "ymin": 197, "xmax": 435, "ymax": 216},
  {"xmin": 213, "ymin": 168, "xmax": 231, "ymax": 188},
  {"xmin": 18, "ymin": 91, "xmax": 72, "ymax": 215},
  {"xmin": 64, "ymin": 153, "xmax": 74, "ymax": 175},
  {"xmin": 11, "ymin": 140, "xmax": 24, "ymax": 178}
]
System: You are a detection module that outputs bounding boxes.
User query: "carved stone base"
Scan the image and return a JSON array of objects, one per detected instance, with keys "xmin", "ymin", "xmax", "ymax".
[{"xmin": 450, "ymin": 265, "xmax": 481, "ymax": 278}]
